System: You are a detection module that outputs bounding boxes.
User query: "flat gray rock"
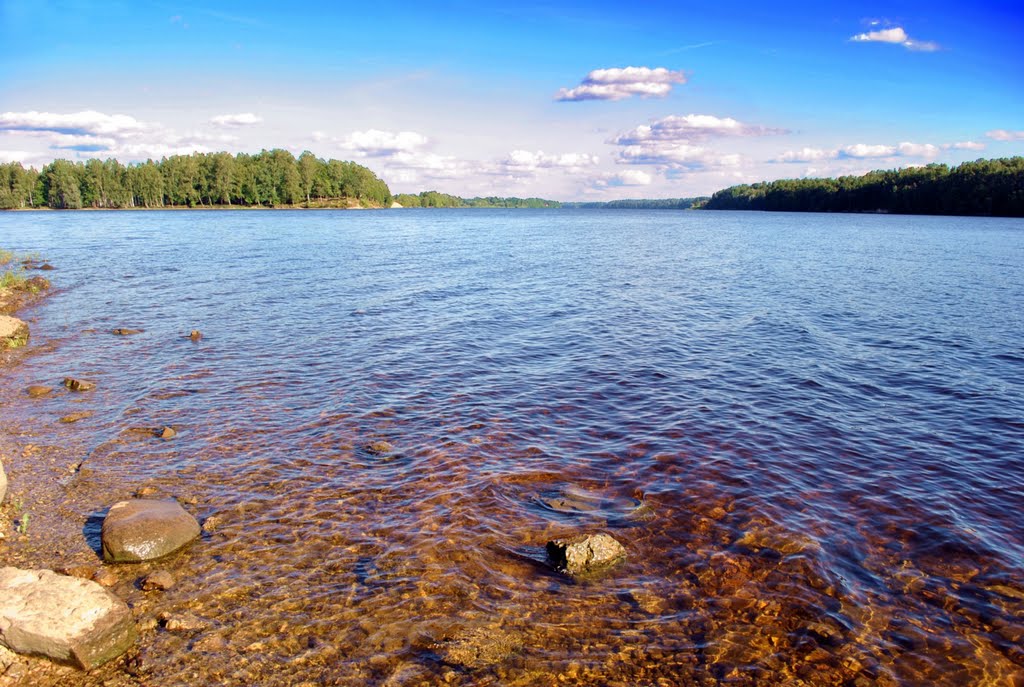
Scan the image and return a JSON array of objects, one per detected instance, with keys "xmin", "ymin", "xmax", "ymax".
[
  {"xmin": 546, "ymin": 533, "xmax": 626, "ymax": 579},
  {"xmin": 0, "ymin": 316, "xmax": 29, "ymax": 348},
  {"xmin": 0, "ymin": 567, "xmax": 137, "ymax": 670},
  {"xmin": 101, "ymin": 499, "xmax": 200, "ymax": 563}
]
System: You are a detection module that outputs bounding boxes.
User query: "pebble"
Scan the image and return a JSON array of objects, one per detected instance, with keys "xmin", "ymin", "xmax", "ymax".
[{"xmin": 140, "ymin": 570, "xmax": 175, "ymax": 591}]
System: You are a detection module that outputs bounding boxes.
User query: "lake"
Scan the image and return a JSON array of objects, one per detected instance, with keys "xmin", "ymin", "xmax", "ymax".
[{"xmin": 1, "ymin": 209, "xmax": 1022, "ymax": 685}]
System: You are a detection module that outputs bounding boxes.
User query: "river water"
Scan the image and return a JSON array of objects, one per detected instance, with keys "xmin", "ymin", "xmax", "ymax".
[{"xmin": 1, "ymin": 209, "xmax": 1022, "ymax": 685}]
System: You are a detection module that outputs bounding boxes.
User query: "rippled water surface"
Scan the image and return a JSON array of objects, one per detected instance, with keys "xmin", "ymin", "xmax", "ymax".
[{"xmin": 2, "ymin": 209, "xmax": 1023, "ymax": 685}]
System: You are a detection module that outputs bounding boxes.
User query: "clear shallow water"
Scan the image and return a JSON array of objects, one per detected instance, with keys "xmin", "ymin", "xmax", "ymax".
[{"xmin": 1, "ymin": 209, "xmax": 1023, "ymax": 685}]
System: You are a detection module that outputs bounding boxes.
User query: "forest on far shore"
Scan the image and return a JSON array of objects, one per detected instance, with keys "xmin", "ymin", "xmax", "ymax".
[
  {"xmin": 704, "ymin": 157, "xmax": 1024, "ymax": 217},
  {"xmin": 0, "ymin": 150, "xmax": 393, "ymax": 210}
]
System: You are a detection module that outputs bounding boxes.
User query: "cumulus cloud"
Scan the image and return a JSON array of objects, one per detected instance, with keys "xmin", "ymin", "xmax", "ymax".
[
  {"xmin": 986, "ymin": 129, "xmax": 1024, "ymax": 141},
  {"xmin": 340, "ymin": 129, "xmax": 430, "ymax": 156},
  {"xmin": 556, "ymin": 66, "xmax": 686, "ymax": 101},
  {"xmin": 589, "ymin": 170, "xmax": 654, "ymax": 189},
  {"xmin": 849, "ymin": 26, "xmax": 940, "ymax": 52},
  {"xmin": 210, "ymin": 112, "xmax": 263, "ymax": 127}
]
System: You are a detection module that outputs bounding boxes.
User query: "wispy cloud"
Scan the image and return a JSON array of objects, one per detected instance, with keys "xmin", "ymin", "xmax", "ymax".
[
  {"xmin": 210, "ymin": 113, "xmax": 263, "ymax": 128},
  {"xmin": 501, "ymin": 150, "xmax": 599, "ymax": 173},
  {"xmin": 0, "ymin": 110, "xmax": 152, "ymax": 137},
  {"xmin": 986, "ymin": 129, "xmax": 1024, "ymax": 141},
  {"xmin": 849, "ymin": 26, "xmax": 940, "ymax": 52},
  {"xmin": 944, "ymin": 141, "xmax": 986, "ymax": 151},
  {"xmin": 774, "ymin": 140, "xmax": 953, "ymax": 163},
  {"xmin": 611, "ymin": 114, "xmax": 787, "ymax": 146},
  {"xmin": 335, "ymin": 129, "xmax": 430, "ymax": 156},
  {"xmin": 608, "ymin": 113, "xmax": 781, "ymax": 170},
  {"xmin": 556, "ymin": 66, "xmax": 686, "ymax": 102}
]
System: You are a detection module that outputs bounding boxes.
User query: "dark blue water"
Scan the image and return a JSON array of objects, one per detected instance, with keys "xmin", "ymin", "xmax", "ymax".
[{"xmin": 2, "ymin": 209, "xmax": 1022, "ymax": 685}]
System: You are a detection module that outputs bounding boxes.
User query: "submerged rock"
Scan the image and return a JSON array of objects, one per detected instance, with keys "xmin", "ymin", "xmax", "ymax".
[
  {"xmin": 63, "ymin": 377, "xmax": 95, "ymax": 392},
  {"xmin": 546, "ymin": 533, "xmax": 627, "ymax": 579},
  {"xmin": 434, "ymin": 627, "xmax": 523, "ymax": 669},
  {"xmin": 140, "ymin": 570, "xmax": 175, "ymax": 592},
  {"xmin": 0, "ymin": 567, "xmax": 137, "ymax": 670},
  {"xmin": 25, "ymin": 385, "xmax": 52, "ymax": 398},
  {"xmin": 364, "ymin": 440, "xmax": 394, "ymax": 456},
  {"xmin": 158, "ymin": 426, "xmax": 177, "ymax": 441},
  {"xmin": 188, "ymin": 330, "xmax": 202, "ymax": 341},
  {"xmin": 59, "ymin": 411, "xmax": 94, "ymax": 424},
  {"xmin": 0, "ymin": 316, "xmax": 29, "ymax": 348},
  {"xmin": 101, "ymin": 499, "xmax": 200, "ymax": 563},
  {"xmin": 112, "ymin": 328, "xmax": 143, "ymax": 336}
]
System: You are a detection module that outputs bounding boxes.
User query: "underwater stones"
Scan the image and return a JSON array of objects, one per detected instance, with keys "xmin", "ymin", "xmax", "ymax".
[
  {"xmin": 25, "ymin": 385, "xmax": 52, "ymax": 398},
  {"xmin": 364, "ymin": 440, "xmax": 394, "ymax": 456},
  {"xmin": 434, "ymin": 627, "xmax": 523, "ymax": 669},
  {"xmin": 140, "ymin": 570, "xmax": 175, "ymax": 592},
  {"xmin": 546, "ymin": 533, "xmax": 626, "ymax": 579},
  {"xmin": 111, "ymin": 328, "xmax": 143, "ymax": 336},
  {"xmin": 63, "ymin": 377, "xmax": 95, "ymax": 392},
  {"xmin": 101, "ymin": 499, "xmax": 200, "ymax": 563},
  {"xmin": 59, "ymin": 411, "xmax": 94, "ymax": 424},
  {"xmin": 0, "ymin": 567, "xmax": 137, "ymax": 670},
  {"xmin": 0, "ymin": 316, "xmax": 29, "ymax": 348}
]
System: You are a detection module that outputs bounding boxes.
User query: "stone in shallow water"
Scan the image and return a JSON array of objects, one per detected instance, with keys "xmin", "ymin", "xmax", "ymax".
[
  {"xmin": 25, "ymin": 385, "xmax": 52, "ymax": 398},
  {"xmin": 0, "ymin": 567, "xmax": 137, "ymax": 670},
  {"xmin": 111, "ymin": 328, "xmax": 143, "ymax": 336},
  {"xmin": 0, "ymin": 316, "xmax": 29, "ymax": 348},
  {"xmin": 364, "ymin": 440, "xmax": 394, "ymax": 455},
  {"xmin": 63, "ymin": 377, "xmax": 95, "ymax": 392},
  {"xmin": 101, "ymin": 499, "xmax": 200, "ymax": 563},
  {"xmin": 434, "ymin": 627, "xmax": 523, "ymax": 669},
  {"xmin": 546, "ymin": 533, "xmax": 627, "ymax": 578}
]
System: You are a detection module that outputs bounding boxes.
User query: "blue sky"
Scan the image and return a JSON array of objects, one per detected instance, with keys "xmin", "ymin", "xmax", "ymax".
[{"xmin": 1, "ymin": 0, "xmax": 1022, "ymax": 199}]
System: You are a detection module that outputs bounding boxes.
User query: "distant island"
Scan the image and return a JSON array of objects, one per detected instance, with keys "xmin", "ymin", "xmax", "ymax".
[{"xmin": 704, "ymin": 157, "xmax": 1024, "ymax": 217}]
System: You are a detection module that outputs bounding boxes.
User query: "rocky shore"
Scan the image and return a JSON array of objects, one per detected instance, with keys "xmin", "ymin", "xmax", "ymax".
[{"xmin": 0, "ymin": 258, "xmax": 640, "ymax": 685}]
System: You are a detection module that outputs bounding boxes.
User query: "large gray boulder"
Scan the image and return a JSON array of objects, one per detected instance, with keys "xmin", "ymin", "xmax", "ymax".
[
  {"xmin": 0, "ymin": 316, "xmax": 29, "ymax": 348},
  {"xmin": 101, "ymin": 499, "xmax": 200, "ymax": 563},
  {"xmin": 0, "ymin": 567, "xmax": 137, "ymax": 670},
  {"xmin": 546, "ymin": 533, "xmax": 626, "ymax": 579}
]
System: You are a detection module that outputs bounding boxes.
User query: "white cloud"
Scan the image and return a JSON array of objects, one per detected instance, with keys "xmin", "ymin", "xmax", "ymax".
[
  {"xmin": 840, "ymin": 143, "xmax": 897, "ymax": 158},
  {"xmin": 502, "ymin": 149, "xmax": 599, "ymax": 172},
  {"xmin": 849, "ymin": 26, "xmax": 940, "ymax": 52},
  {"xmin": 556, "ymin": 66, "xmax": 686, "ymax": 101},
  {"xmin": 341, "ymin": 129, "xmax": 430, "ymax": 156},
  {"xmin": 897, "ymin": 141, "xmax": 940, "ymax": 158},
  {"xmin": 772, "ymin": 147, "xmax": 835, "ymax": 163},
  {"xmin": 986, "ymin": 129, "xmax": 1024, "ymax": 141},
  {"xmin": 0, "ymin": 110, "xmax": 152, "ymax": 136},
  {"xmin": 210, "ymin": 112, "xmax": 263, "ymax": 127},
  {"xmin": 944, "ymin": 141, "xmax": 986, "ymax": 151},
  {"xmin": 611, "ymin": 114, "xmax": 787, "ymax": 145},
  {"xmin": 615, "ymin": 142, "xmax": 744, "ymax": 170},
  {"xmin": 586, "ymin": 169, "xmax": 654, "ymax": 190}
]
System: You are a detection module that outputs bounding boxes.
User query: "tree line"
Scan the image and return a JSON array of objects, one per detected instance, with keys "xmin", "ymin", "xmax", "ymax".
[
  {"xmin": 0, "ymin": 150, "xmax": 392, "ymax": 210},
  {"xmin": 393, "ymin": 191, "xmax": 560, "ymax": 208},
  {"xmin": 563, "ymin": 198, "xmax": 705, "ymax": 209},
  {"xmin": 703, "ymin": 157, "xmax": 1024, "ymax": 216}
]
